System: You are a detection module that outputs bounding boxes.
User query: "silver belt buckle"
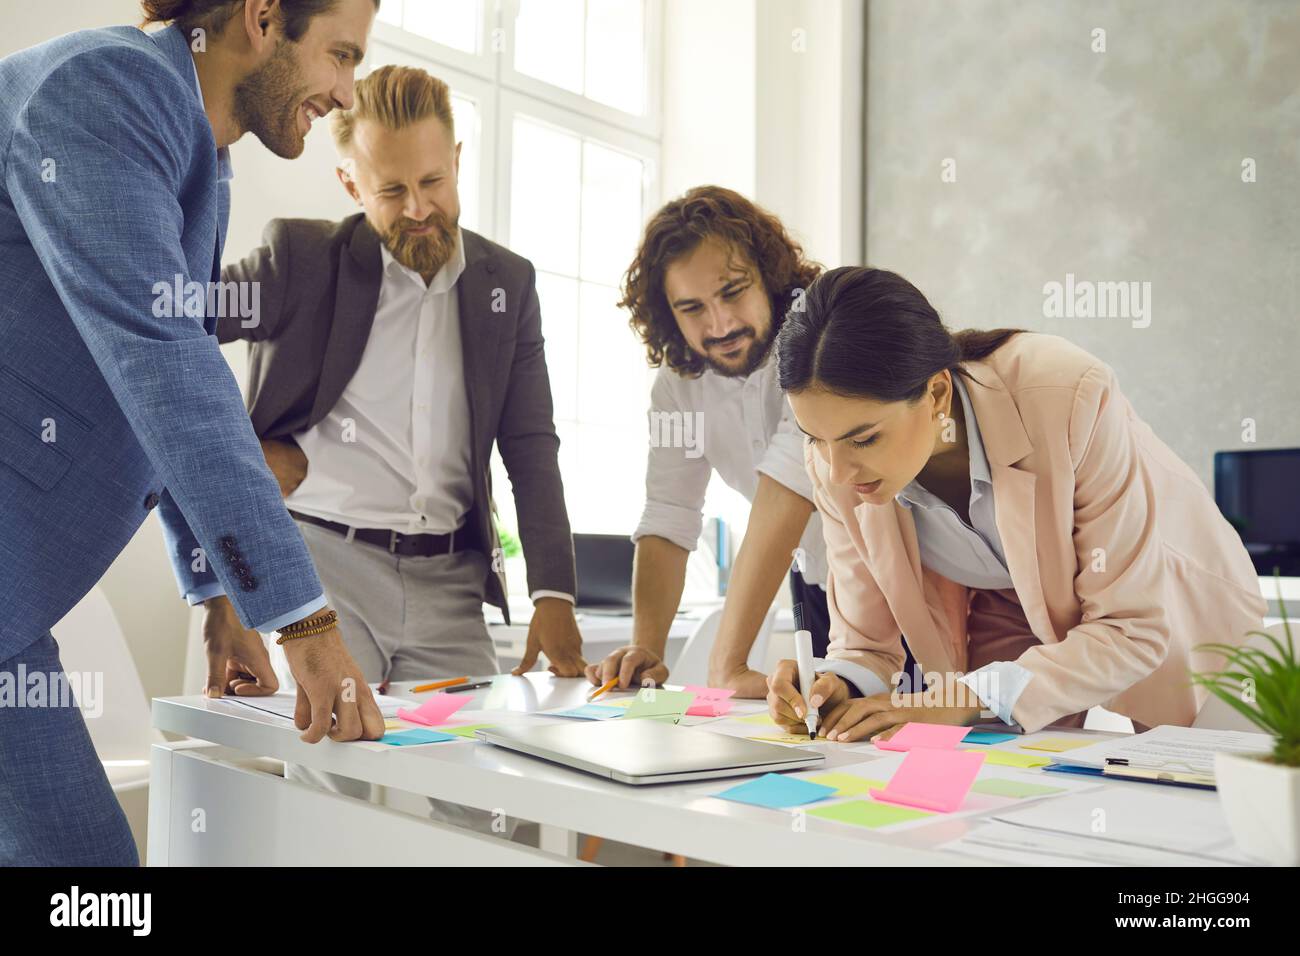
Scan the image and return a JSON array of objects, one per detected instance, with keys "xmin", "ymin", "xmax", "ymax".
[{"xmin": 389, "ymin": 530, "xmax": 401, "ymax": 554}]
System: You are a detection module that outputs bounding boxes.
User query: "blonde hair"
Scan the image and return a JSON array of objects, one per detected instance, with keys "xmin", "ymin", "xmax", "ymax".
[{"xmin": 331, "ymin": 64, "xmax": 455, "ymax": 150}]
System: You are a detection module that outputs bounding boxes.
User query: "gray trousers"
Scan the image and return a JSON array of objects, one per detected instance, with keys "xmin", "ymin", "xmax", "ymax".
[{"xmin": 278, "ymin": 519, "xmax": 513, "ymax": 836}]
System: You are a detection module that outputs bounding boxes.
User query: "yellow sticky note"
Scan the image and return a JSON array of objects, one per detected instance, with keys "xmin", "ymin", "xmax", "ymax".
[
  {"xmin": 967, "ymin": 748, "xmax": 1052, "ymax": 769},
  {"xmin": 734, "ymin": 713, "xmax": 778, "ymax": 726},
  {"xmin": 1020, "ymin": 737, "xmax": 1094, "ymax": 753},
  {"xmin": 589, "ymin": 696, "xmax": 635, "ymax": 708},
  {"xmin": 384, "ymin": 719, "xmax": 405, "ymax": 730},
  {"xmin": 750, "ymin": 733, "xmax": 825, "ymax": 746},
  {"xmin": 804, "ymin": 773, "xmax": 888, "ymax": 797}
]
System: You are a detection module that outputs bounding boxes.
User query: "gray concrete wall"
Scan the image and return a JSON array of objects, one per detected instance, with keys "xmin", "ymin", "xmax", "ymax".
[{"xmin": 864, "ymin": 0, "xmax": 1300, "ymax": 485}]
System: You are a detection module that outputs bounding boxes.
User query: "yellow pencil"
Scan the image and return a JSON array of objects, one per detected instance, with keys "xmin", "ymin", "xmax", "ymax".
[
  {"xmin": 411, "ymin": 676, "xmax": 469, "ymax": 693},
  {"xmin": 588, "ymin": 678, "xmax": 618, "ymax": 701}
]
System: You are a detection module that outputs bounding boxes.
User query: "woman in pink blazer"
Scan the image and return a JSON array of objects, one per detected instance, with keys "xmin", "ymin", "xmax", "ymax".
[{"xmin": 767, "ymin": 267, "xmax": 1264, "ymax": 739}]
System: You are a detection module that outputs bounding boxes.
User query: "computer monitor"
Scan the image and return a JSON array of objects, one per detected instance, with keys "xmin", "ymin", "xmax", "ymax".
[
  {"xmin": 573, "ymin": 533, "xmax": 636, "ymax": 611},
  {"xmin": 1214, "ymin": 448, "xmax": 1300, "ymax": 577}
]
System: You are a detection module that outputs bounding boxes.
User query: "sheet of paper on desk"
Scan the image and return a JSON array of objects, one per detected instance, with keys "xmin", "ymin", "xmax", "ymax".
[
  {"xmin": 1037, "ymin": 725, "xmax": 1274, "ymax": 776},
  {"xmin": 224, "ymin": 692, "xmax": 409, "ymax": 721},
  {"xmin": 940, "ymin": 821, "xmax": 1208, "ymax": 867},
  {"xmin": 990, "ymin": 788, "xmax": 1248, "ymax": 861}
]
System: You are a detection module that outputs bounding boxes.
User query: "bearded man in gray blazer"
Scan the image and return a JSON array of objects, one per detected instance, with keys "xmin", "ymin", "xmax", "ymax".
[{"xmin": 206, "ymin": 64, "xmax": 586, "ymax": 695}]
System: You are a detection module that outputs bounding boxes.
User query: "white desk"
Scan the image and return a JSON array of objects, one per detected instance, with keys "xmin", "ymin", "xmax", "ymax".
[{"xmin": 148, "ymin": 674, "xmax": 1233, "ymax": 867}]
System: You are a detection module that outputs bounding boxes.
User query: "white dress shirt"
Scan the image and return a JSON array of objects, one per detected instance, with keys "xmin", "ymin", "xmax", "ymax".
[
  {"xmin": 285, "ymin": 232, "xmax": 473, "ymax": 535},
  {"xmin": 633, "ymin": 354, "xmax": 828, "ymax": 588}
]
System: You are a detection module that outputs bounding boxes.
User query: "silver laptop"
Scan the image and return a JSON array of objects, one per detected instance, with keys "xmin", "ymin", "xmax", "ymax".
[{"xmin": 476, "ymin": 719, "xmax": 825, "ymax": 785}]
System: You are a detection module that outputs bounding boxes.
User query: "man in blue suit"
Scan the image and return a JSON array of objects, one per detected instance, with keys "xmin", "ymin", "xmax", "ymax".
[{"xmin": 0, "ymin": 0, "xmax": 381, "ymax": 865}]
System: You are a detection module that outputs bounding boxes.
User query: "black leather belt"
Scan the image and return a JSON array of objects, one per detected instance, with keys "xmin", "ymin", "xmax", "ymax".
[{"xmin": 290, "ymin": 510, "xmax": 470, "ymax": 557}]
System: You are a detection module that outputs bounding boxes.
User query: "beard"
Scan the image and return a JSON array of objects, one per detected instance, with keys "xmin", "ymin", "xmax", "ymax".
[
  {"xmin": 232, "ymin": 39, "xmax": 310, "ymax": 160},
  {"xmin": 383, "ymin": 209, "xmax": 459, "ymax": 280},
  {"xmin": 701, "ymin": 325, "xmax": 776, "ymax": 378}
]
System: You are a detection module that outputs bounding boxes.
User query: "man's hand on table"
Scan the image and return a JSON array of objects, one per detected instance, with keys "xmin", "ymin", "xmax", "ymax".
[
  {"xmin": 203, "ymin": 596, "xmax": 385, "ymax": 744},
  {"xmin": 585, "ymin": 643, "xmax": 669, "ymax": 690},
  {"xmin": 513, "ymin": 596, "xmax": 588, "ymax": 677}
]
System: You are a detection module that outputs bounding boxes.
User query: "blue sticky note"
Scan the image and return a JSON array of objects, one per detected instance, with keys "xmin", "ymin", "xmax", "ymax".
[
  {"xmin": 551, "ymin": 705, "xmax": 625, "ymax": 720},
  {"xmin": 714, "ymin": 773, "xmax": 838, "ymax": 809},
  {"xmin": 381, "ymin": 728, "xmax": 458, "ymax": 746},
  {"xmin": 963, "ymin": 731, "xmax": 1018, "ymax": 745}
]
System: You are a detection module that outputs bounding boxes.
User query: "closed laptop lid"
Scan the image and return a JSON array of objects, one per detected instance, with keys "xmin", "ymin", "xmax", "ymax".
[{"xmin": 477, "ymin": 718, "xmax": 824, "ymax": 783}]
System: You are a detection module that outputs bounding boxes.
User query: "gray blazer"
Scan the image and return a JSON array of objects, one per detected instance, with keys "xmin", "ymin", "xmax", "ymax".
[{"xmin": 218, "ymin": 214, "xmax": 575, "ymax": 621}]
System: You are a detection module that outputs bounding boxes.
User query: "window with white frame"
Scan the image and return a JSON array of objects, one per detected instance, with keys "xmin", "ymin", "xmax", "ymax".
[{"xmin": 366, "ymin": 0, "xmax": 662, "ymax": 590}]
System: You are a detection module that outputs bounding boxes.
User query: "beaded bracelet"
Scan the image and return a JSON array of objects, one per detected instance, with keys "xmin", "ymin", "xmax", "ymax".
[{"xmin": 275, "ymin": 609, "xmax": 338, "ymax": 644}]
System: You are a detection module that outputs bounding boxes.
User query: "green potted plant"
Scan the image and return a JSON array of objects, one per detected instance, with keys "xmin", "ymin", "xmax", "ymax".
[{"xmin": 1191, "ymin": 578, "xmax": 1300, "ymax": 865}]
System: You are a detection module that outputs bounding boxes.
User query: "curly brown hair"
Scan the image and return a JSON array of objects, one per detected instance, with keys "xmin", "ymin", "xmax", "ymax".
[{"xmin": 620, "ymin": 185, "xmax": 821, "ymax": 377}]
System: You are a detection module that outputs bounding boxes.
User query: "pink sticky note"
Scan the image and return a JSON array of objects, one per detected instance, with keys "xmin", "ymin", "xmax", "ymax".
[
  {"xmin": 686, "ymin": 699, "xmax": 734, "ymax": 717},
  {"xmin": 683, "ymin": 685, "xmax": 736, "ymax": 701},
  {"xmin": 874, "ymin": 722, "xmax": 971, "ymax": 752},
  {"xmin": 397, "ymin": 694, "xmax": 469, "ymax": 727},
  {"xmin": 869, "ymin": 748, "xmax": 986, "ymax": 813}
]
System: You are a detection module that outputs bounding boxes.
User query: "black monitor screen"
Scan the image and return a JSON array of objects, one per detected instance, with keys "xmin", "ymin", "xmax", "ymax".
[
  {"xmin": 1214, "ymin": 448, "xmax": 1300, "ymax": 576},
  {"xmin": 573, "ymin": 533, "xmax": 636, "ymax": 610}
]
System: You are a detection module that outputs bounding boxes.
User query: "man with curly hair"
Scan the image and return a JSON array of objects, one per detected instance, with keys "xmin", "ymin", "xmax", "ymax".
[{"xmin": 585, "ymin": 186, "xmax": 831, "ymax": 699}]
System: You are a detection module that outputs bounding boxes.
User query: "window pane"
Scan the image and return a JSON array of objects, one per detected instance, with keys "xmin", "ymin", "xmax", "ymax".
[
  {"xmin": 509, "ymin": 118, "xmax": 580, "ymax": 276},
  {"xmin": 580, "ymin": 141, "xmax": 644, "ymax": 285},
  {"xmin": 535, "ymin": 272, "xmax": 579, "ymax": 422},
  {"xmin": 403, "ymin": 0, "xmax": 480, "ymax": 54},
  {"xmin": 577, "ymin": 281, "xmax": 650, "ymax": 427},
  {"xmin": 585, "ymin": 0, "xmax": 645, "ymax": 114},
  {"xmin": 514, "ymin": 0, "xmax": 584, "ymax": 95},
  {"xmin": 377, "ymin": 0, "xmax": 403, "ymax": 27},
  {"xmin": 450, "ymin": 93, "xmax": 480, "ymax": 233},
  {"xmin": 566, "ymin": 422, "xmax": 648, "ymax": 533}
]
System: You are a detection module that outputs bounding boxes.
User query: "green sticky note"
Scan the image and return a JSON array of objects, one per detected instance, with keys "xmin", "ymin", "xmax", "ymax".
[
  {"xmin": 969, "ymin": 748, "xmax": 1052, "ymax": 769},
  {"xmin": 623, "ymin": 688, "xmax": 695, "ymax": 721},
  {"xmin": 970, "ymin": 778, "xmax": 1066, "ymax": 798},
  {"xmin": 807, "ymin": 800, "xmax": 933, "ymax": 828},
  {"xmin": 734, "ymin": 713, "xmax": 778, "ymax": 726},
  {"xmin": 437, "ymin": 723, "xmax": 495, "ymax": 739},
  {"xmin": 804, "ymin": 773, "xmax": 888, "ymax": 797}
]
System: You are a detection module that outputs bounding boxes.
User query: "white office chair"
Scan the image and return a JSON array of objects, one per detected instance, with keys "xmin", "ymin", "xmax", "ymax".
[
  {"xmin": 666, "ymin": 604, "xmax": 777, "ymax": 687},
  {"xmin": 50, "ymin": 585, "xmax": 160, "ymax": 860},
  {"xmin": 1193, "ymin": 620, "xmax": 1294, "ymax": 731}
]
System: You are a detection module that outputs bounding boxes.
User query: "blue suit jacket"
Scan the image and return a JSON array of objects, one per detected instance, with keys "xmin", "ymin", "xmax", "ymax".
[{"xmin": 0, "ymin": 24, "xmax": 323, "ymax": 659}]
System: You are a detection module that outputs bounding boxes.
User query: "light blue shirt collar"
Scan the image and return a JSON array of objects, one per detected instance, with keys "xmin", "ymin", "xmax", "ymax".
[{"xmin": 897, "ymin": 373, "xmax": 989, "ymax": 507}]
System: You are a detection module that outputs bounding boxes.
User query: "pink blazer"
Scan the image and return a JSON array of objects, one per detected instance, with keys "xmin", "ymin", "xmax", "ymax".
[{"xmin": 809, "ymin": 333, "xmax": 1265, "ymax": 733}]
